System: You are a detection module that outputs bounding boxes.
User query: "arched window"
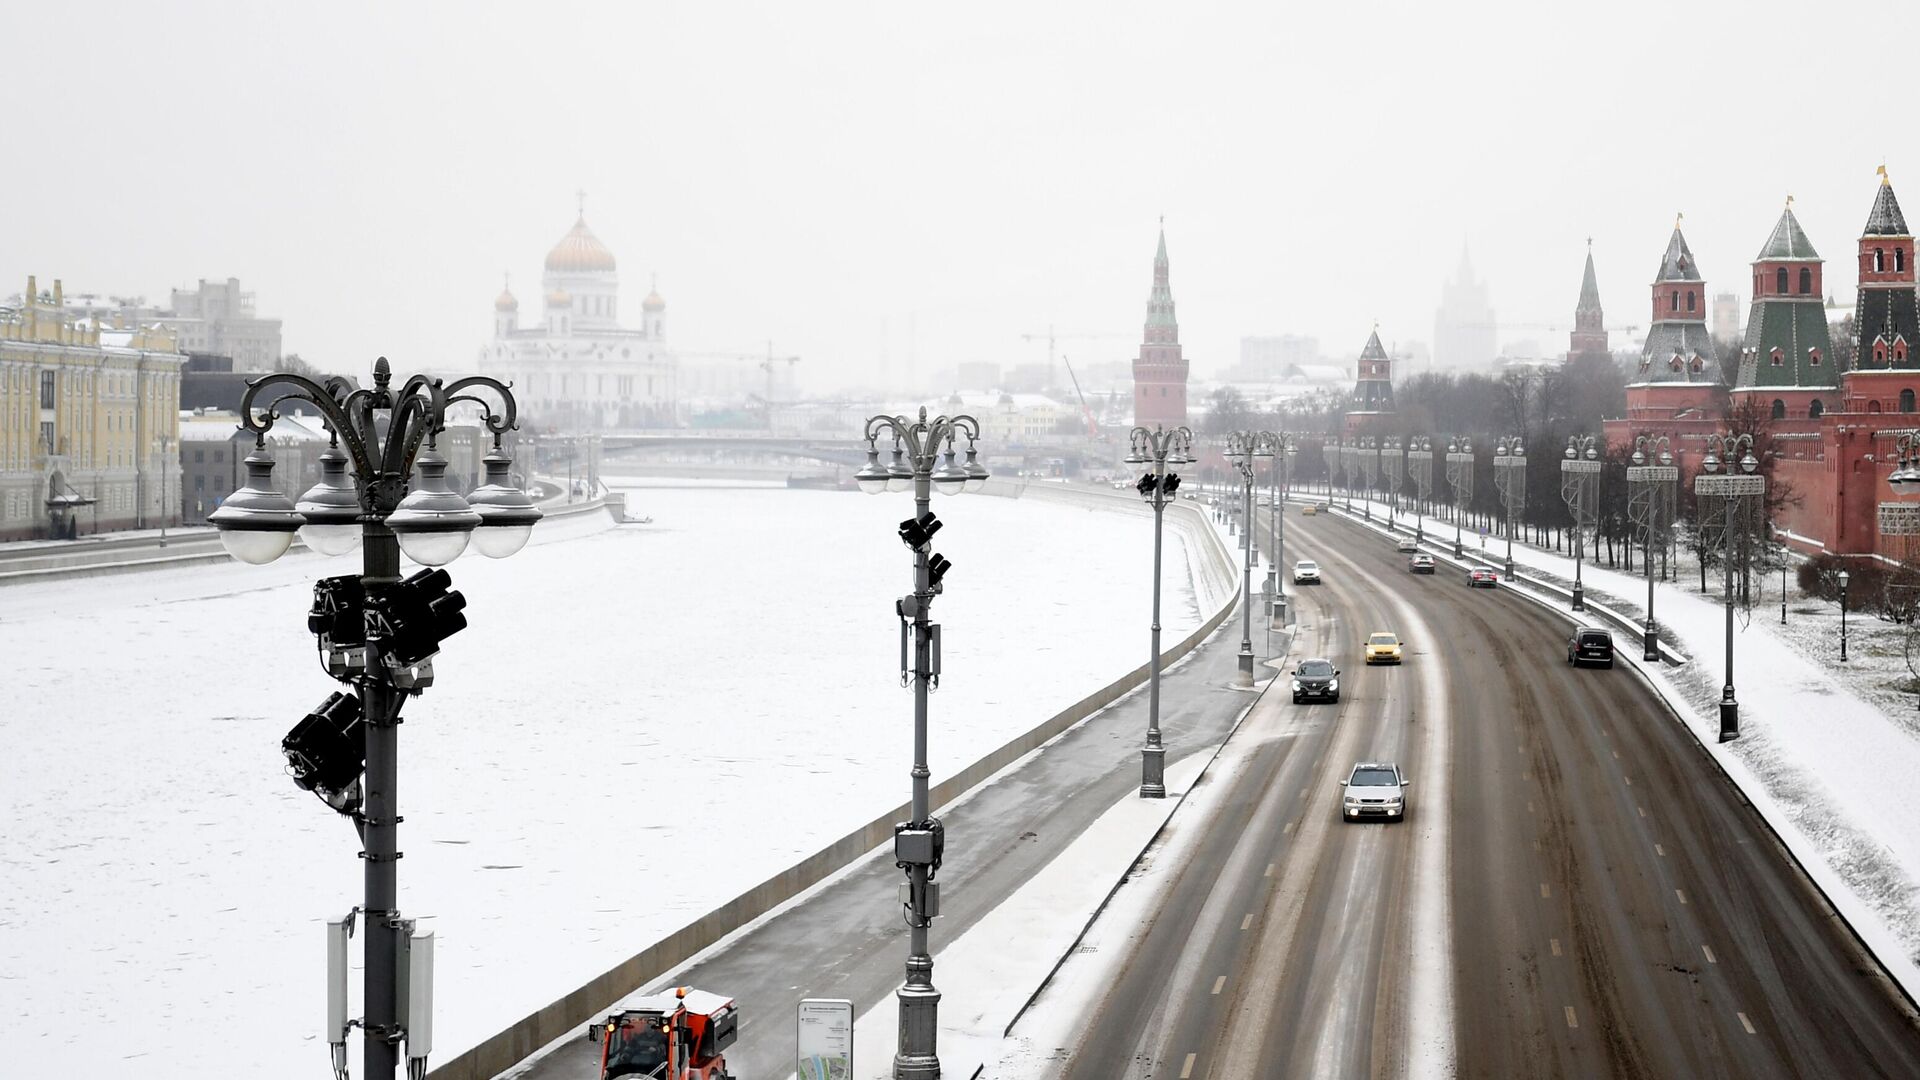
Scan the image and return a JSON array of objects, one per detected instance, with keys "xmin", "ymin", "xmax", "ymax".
[
  {"xmin": 1771, "ymin": 399, "xmax": 1786, "ymax": 419},
  {"xmin": 1770, "ymin": 348, "xmax": 1785, "ymax": 367},
  {"xmin": 1754, "ymin": 273, "xmax": 1762, "ymax": 294},
  {"xmin": 1900, "ymin": 248, "xmax": 1908, "ymax": 273},
  {"xmin": 1690, "ymin": 355, "xmax": 1706, "ymax": 374},
  {"xmin": 1776, "ymin": 267, "xmax": 1790, "ymax": 293},
  {"xmin": 1871, "ymin": 401, "xmax": 1884, "ymax": 413},
  {"xmin": 1904, "ymin": 389, "xmax": 1916, "ymax": 413},
  {"xmin": 1877, "ymin": 343, "xmax": 1888, "ymax": 364},
  {"xmin": 1876, "ymin": 248, "xmax": 1887, "ymax": 272},
  {"xmin": 1670, "ymin": 290, "xmax": 1680, "ymax": 312},
  {"xmin": 1810, "ymin": 347, "xmax": 1823, "ymax": 365},
  {"xmin": 1687, "ymin": 291, "xmax": 1697, "ymax": 312},
  {"xmin": 1800, "ymin": 267, "xmax": 1813, "ymax": 294},
  {"xmin": 1810, "ymin": 399, "xmax": 1825, "ymax": 418},
  {"xmin": 1900, "ymin": 342, "xmax": 1910, "ymax": 363}
]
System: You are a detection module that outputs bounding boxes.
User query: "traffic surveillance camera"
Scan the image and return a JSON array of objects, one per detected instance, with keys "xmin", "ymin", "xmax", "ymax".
[
  {"xmin": 897, "ymin": 512, "xmax": 943, "ymax": 552},
  {"xmin": 370, "ymin": 568, "xmax": 467, "ymax": 668},
  {"xmin": 283, "ymin": 691, "xmax": 365, "ymax": 811},
  {"xmin": 927, "ymin": 553, "xmax": 952, "ymax": 589}
]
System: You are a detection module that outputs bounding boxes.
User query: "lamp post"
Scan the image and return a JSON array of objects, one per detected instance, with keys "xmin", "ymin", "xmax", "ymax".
[
  {"xmin": 1224, "ymin": 430, "xmax": 1270, "ymax": 687},
  {"xmin": 208, "ymin": 358, "xmax": 538, "ymax": 1080},
  {"xmin": 1446, "ymin": 437, "xmax": 1473, "ymax": 559},
  {"xmin": 1382, "ymin": 436, "xmax": 1404, "ymax": 531},
  {"xmin": 1779, "ymin": 545, "xmax": 1789, "ymax": 625},
  {"xmin": 1494, "ymin": 436, "xmax": 1526, "ymax": 578},
  {"xmin": 159, "ymin": 435, "xmax": 175, "ymax": 548},
  {"xmin": 1629, "ymin": 435, "xmax": 1676, "ymax": 660},
  {"xmin": 1127, "ymin": 424, "xmax": 1195, "ymax": 799},
  {"xmin": 854, "ymin": 406, "xmax": 987, "ymax": 1080},
  {"xmin": 1358, "ymin": 435, "xmax": 1376, "ymax": 521},
  {"xmin": 1840, "ymin": 569, "xmax": 1851, "ymax": 662},
  {"xmin": 1561, "ymin": 435, "xmax": 1601, "ymax": 612},
  {"xmin": 1407, "ymin": 436, "xmax": 1433, "ymax": 542},
  {"xmin": 1695, "ymin": 432, "xmax": 1763, "ymax": 740}
]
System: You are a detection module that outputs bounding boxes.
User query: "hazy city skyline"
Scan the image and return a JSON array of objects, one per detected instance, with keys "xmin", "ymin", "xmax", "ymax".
[{"xmin": 4, "ymin": 0, "xmax": 1915, "ymax": 393}]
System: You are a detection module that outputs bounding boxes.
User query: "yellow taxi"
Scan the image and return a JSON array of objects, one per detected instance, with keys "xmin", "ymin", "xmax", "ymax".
[
  {"xmin": 1363, "ymin": 631, "xmax": 1403, "ymax": 665},
  {"xmin": 1302, "ymin": 504, "xmax": 1318, "ymax": 516}
]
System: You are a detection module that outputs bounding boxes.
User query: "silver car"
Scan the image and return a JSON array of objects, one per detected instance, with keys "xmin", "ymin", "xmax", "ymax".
[
  {"xmin": 1340, "ymin": 761, "xmax": 1409, "ymax": 822},
  {"xmin": 1292, "ymin": 559, "xmax": 1322, "ymax": 584}
]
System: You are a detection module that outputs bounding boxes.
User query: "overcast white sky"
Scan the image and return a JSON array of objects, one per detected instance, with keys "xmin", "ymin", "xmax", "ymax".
[{"xmin": 5, "ymin": 0, "xmax": 1916, "ymax": 393}]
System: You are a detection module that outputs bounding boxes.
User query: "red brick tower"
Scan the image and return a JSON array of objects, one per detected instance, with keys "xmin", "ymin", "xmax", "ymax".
[
  {"xmin": 1343, "ymin": 329, "xmax": 1395, "ymax": 436},
  {"xmin": 1843, "ymin": 168, "xmax": 1920, "ymax": 412},
  {"xmin": 1568, "ymin": 241, "xmax": 1608, "ymax": 361},
  {"xmin": 1626, "ymin": 217, "xmax": 1725, "ymax": 421},
  {"xmin": 1132, "ymin": 224, "xmax": 1190, "ymax": 428}
]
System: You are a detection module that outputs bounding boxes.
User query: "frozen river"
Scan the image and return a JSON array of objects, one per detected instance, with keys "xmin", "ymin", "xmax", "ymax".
[{"xmin": 0, "ymin": 481, "xmax": 1212, "ymax": 1076}]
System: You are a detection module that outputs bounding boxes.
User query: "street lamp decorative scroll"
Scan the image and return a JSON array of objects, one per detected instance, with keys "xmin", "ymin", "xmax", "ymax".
[
  {"xmin": 1407, "ymin": 436, "xmax": 1434, "ymax": 542},
  {"xmin": 1494, "ymin": 436, "xmax": 1527, "ymax": 578},
  {"xmin": 1561, "ymin": 435, "xmax": 1601, "ymax": 612},
  {"xmin": 1127, "ymin": 424, "xmax": 1195, "ymax": 799},
  {"xmin": 1223, "ymin": 430, "xmax": 1273, "ymax": 687},
  {"xmin": 209, "ymin": 357, "xmax": 537, "ymax": 1080},
  {"xmin": 855, "ymin": 405, "xmax": 987, "ymax": 1080},
  {"xmin": 1446, "ymin": 437, "xmax": 1474, "ymax": 559},
  {"xmin": 1696, "ymin": 432, "xmax": 1763, "ymax": 741},
  {"xmin": 1629, "ymin": 435, "xmax": 1677, "ymax": 661}
]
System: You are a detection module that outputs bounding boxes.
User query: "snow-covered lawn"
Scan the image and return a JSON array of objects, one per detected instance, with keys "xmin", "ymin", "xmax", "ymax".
[{"xmin": 1, "ymin": 483, "xmax": 1210, "ymax": 1077}]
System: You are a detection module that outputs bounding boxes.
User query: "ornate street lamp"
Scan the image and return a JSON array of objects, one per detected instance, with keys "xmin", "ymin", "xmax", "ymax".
[
  {"xmin": 1223, "ymin": 430, "xmax": 1272, "ymax": 687},
  {"xmin": 1381, "ymin": 436, "xmax": 1404, "ymax": 531},
  {"xmin": 1128, "ymin": 425, "xmax": 1195, "ymax": 798},
  {"xmin": 1629, "ymin": 435, "xmax": 1677, "ymax": 660},
  {"xmin": 1697, "ymin": 432, "xmax": 1762, "ymax": 740},
  {"xmin": 1494, "ymin": 435, "xmax": 1527, "ymax": 578},
  {"xmin": 1446, "ymin": 437, "xmax": 1474, "ymax": 558},
  {"xmin": 208, "ymin": 357, "xmax": 535, "ymax": 1080},
  {"xmin": 857, "ymin": 406, "xmax": 986, "ymax": 1080},
  {"xmin": 1407, "ymin": 436, "xmax": 1433, "ymax": 542},
  {"xmin": 1561, "ymin": 435, "xmax": 1601, "ymax": 611},
  {"xmin": 1840, "ymin": 569, "xmax": 1851, "ymax": 662}
]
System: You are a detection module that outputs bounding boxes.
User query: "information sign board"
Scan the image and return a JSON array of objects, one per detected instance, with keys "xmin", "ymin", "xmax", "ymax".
[{"xmin": 797, "ymin": 998, "xmax": 853, "ymax": 1080}]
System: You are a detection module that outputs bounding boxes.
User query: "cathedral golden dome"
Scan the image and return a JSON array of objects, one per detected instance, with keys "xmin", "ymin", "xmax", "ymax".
[
  {"xmin": 642, "ymin": 287, "xmax": 666, "ymax": 312},
  {"xmin": 545, "ymin": 216, "xmax": 617, "ymax": 274},
  {"xmin": 494, "ymin": 287, "xmax": 518, "ymax": 312}
]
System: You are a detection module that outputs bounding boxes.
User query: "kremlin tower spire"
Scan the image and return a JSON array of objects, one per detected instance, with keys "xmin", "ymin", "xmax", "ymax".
[
  {"xmin": 1626, "ymin": 215, "xmax": 1724, "ymax": 421},
  {"xmin": 1733, "ymin": 198, "xmax": 1836, "ymax": 419},
  {"xmin": 1132, "ymin": 220, "xmax": 1190, "ymax": 427},
  {"xmin": 1568, "ymin": 241, "xmax": 1608, "ymax": 360}
]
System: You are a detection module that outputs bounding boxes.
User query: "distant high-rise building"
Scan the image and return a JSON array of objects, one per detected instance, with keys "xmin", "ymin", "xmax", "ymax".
[
  {"xmin": 1569, "ymin": 244, "xmax": 1609, "ymax": 362},
  {"xmin": 1711, "ymin": 290, "xmax": 1741, "ymax": 344},
  {"xmin": 1433, "ymin": 246, "xmax": 1496, "ymax": 370},
  {"xmin": 1132, "ymin": 224, "xmax": 1189, "ymax": 428},
  {"xmin": 162, "ymin": 278, "xmax": 282, "ymax": 369}
]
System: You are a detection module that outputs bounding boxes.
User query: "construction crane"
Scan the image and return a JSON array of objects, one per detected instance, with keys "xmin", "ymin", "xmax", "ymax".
[
  {"xmin": 1060, "ymin": 353, "xmax": 1100, "ymax": 438},
  {"xmin": 1020, "ymin": 325, "xmax": 1130, "ymax": 389},
  {"xmin": 677, "ymin": 342, "xmax": 800, "ymax": 425}
]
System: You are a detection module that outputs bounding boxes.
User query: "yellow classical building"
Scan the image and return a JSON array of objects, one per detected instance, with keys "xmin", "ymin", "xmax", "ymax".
[{"xmin": 1, "ymin": 276, "xmax": 184, "ymax": 540}]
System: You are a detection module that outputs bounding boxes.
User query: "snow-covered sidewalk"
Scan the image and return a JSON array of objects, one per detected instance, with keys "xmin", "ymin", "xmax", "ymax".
[{"xmin": 1322, "ymin": 494, "xmax": 1920, "ymax": 998}]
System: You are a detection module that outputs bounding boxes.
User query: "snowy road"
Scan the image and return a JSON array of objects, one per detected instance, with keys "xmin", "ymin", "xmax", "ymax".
[{"xmin": 1055, "ymin": 506, "xmax": 1920, "ymax": 1078}]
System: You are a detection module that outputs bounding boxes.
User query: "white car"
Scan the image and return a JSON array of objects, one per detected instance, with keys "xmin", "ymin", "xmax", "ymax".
[
  {"xmin": 1395, "ymin": 536, "xmax": 1418, "ymax": 553},
  {"xmin": 1341, "ymin": 761, "xmax": 1409, "ymax": 822},
  {"xmin": 1292, "ymin": 560, "xmax": 1321, "ymax": 585}
]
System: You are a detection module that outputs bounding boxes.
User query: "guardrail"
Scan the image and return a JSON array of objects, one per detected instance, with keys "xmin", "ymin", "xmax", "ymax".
[{"xmin": 427, "ymin": 488, "xmax": 1242, "ymax": 1080}]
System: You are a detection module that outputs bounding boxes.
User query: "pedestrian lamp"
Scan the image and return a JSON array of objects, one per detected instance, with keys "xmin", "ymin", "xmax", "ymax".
[
  {"xmin": 1840, "ymin": 569, "xmax": 1851, "ymax": 661},
  {"xmin": 207, "ymin": 358, "xmax": 533, "ymax": 1080}
]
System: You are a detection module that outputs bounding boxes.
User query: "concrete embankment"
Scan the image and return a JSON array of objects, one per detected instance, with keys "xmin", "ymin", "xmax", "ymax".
[{"xmin": 427, "ymin": 482, "xmax": 1239, "ymax": 1080}]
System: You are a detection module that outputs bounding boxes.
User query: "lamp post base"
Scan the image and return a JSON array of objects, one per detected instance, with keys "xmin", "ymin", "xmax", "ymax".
[
  {"xmin": 1571, "ymin": 583, "xmax": 1585, "ymax": 612},
  {"xmin": 1718, "ymin": 696, "xmax": 1739, "ymax": 742},
  {"xmin": 1643, "ymin": 620, "xmax": 1660, "ymax": 662},
  {"xmin": 894, "ymin": 962, "xmax": 942, "ymax": 1080},
  {"xmin": 1236, "ymin": 649, "xmax": 1255, "ymax": 687},
  {"xmin": 1140, "ymin": 744, "xmax": 1166, "ymax": 799}
]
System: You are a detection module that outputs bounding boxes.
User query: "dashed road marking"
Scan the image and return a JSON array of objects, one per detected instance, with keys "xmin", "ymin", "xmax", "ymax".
[
  {"xmin": 1703, "ymin": 945, "xmax": 1717, "ymax": 964},
  {"xmin": 1284, "ymin": 821, "xmax": 1295, "ymax": 834},
  {"xmin": 1550, "ymin": 938, "xmax": 1562, "ymax": 957},
  {"xmin": 1522, "ymin": 770, "xmax": 1531, "ymax": 780},
  {"xmin": 1528, "ymin": 801, "xmax": 1536, "ymax": 814},
  {"xmin": 1638, "ymin": 805, "xmax": 1647, "ymax": 818},
  {"xmin": 1212, "ymin": 975, "xmax": 1227, "ymax": 995},
  {"xmin": 1265, "ymin": 862, "xmax": 1276, "ymax": 878},
  {"xmin": 1565, "ymin": 1006, "xmax": 1579, "ymax": 1029},
  {"xmin": 1533, "ymin": 839, "xmax": 1541, "ymax": 852},
  {"xmin": 1181, "ymin": 1052, "xmax": 1198, "ymax": 1077},
  {"xmin": 1241, "ymin": 914, "xmax": 1254, "ymax": 931},
  {"xmin": 1737, "ymin": 1012, "xmax": 1756, "ymax": 1035},
  {"xmin": 1676, "ymin": 889, "xmax": 1689, "ymax": 905},
  {"xmin": 1624, "ymin": 776, "xmax": 1634, "ymax": 786},
  {"xmin": 1611, "ymin": 750, "xmax": 1619, "ymax": 760},
  {"xmin": 1540, "ymin": 883, "xmax": 1552, "ymax": 898},
  {"xmin": 1655, "ymin": 843, "xmax": 1666, "ymax": 857}
]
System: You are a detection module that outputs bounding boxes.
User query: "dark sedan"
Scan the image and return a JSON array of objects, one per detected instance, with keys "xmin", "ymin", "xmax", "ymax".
[{"xmin": 1291, "ymin": 658, "xmax": 1340, "ymax": 703}]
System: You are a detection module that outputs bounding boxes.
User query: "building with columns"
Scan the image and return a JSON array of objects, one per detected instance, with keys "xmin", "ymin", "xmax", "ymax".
[
  {"xmin": 0, "ymin": 277, "xmax": 183, "ymax": 540},
  {"xmin": 1132, "ymin": 225, "xmax": 1190, "ymax": 429},
  {"xmin": 479, "ymin": 209, "xmax": 677, "ymax": 430}
]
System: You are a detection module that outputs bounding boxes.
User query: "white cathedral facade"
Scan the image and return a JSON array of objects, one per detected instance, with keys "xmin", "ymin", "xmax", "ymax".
[{"xmin": 479, "ymin": 213, "xmax": 677, "ymax": 429}]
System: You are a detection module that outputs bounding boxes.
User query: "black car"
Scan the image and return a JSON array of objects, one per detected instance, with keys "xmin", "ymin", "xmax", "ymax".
[
  {"xmin": 1292, "ymin": 657, "xmax": 1340, "ymax": 703},
  {"xmin": 1567, "ymin": 626, "xmax": 1614, "ymax": 668}
]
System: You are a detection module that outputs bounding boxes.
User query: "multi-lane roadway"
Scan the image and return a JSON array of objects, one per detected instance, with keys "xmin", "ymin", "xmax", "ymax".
[{"xmin": 1060, "ymin": 505, "xmax": 1920, "ymax": 1078}]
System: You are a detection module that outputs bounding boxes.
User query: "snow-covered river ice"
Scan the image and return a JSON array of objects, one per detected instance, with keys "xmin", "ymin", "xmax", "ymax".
[{"xmin": 1, "ymin": 481, "xmax": 1208, "ymax": 1076}]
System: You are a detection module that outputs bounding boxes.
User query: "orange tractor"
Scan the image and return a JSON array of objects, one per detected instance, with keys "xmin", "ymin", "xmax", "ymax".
[{"xmin": 587, "ymin": 986, "xmax": 738, "ymax": 1079}]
